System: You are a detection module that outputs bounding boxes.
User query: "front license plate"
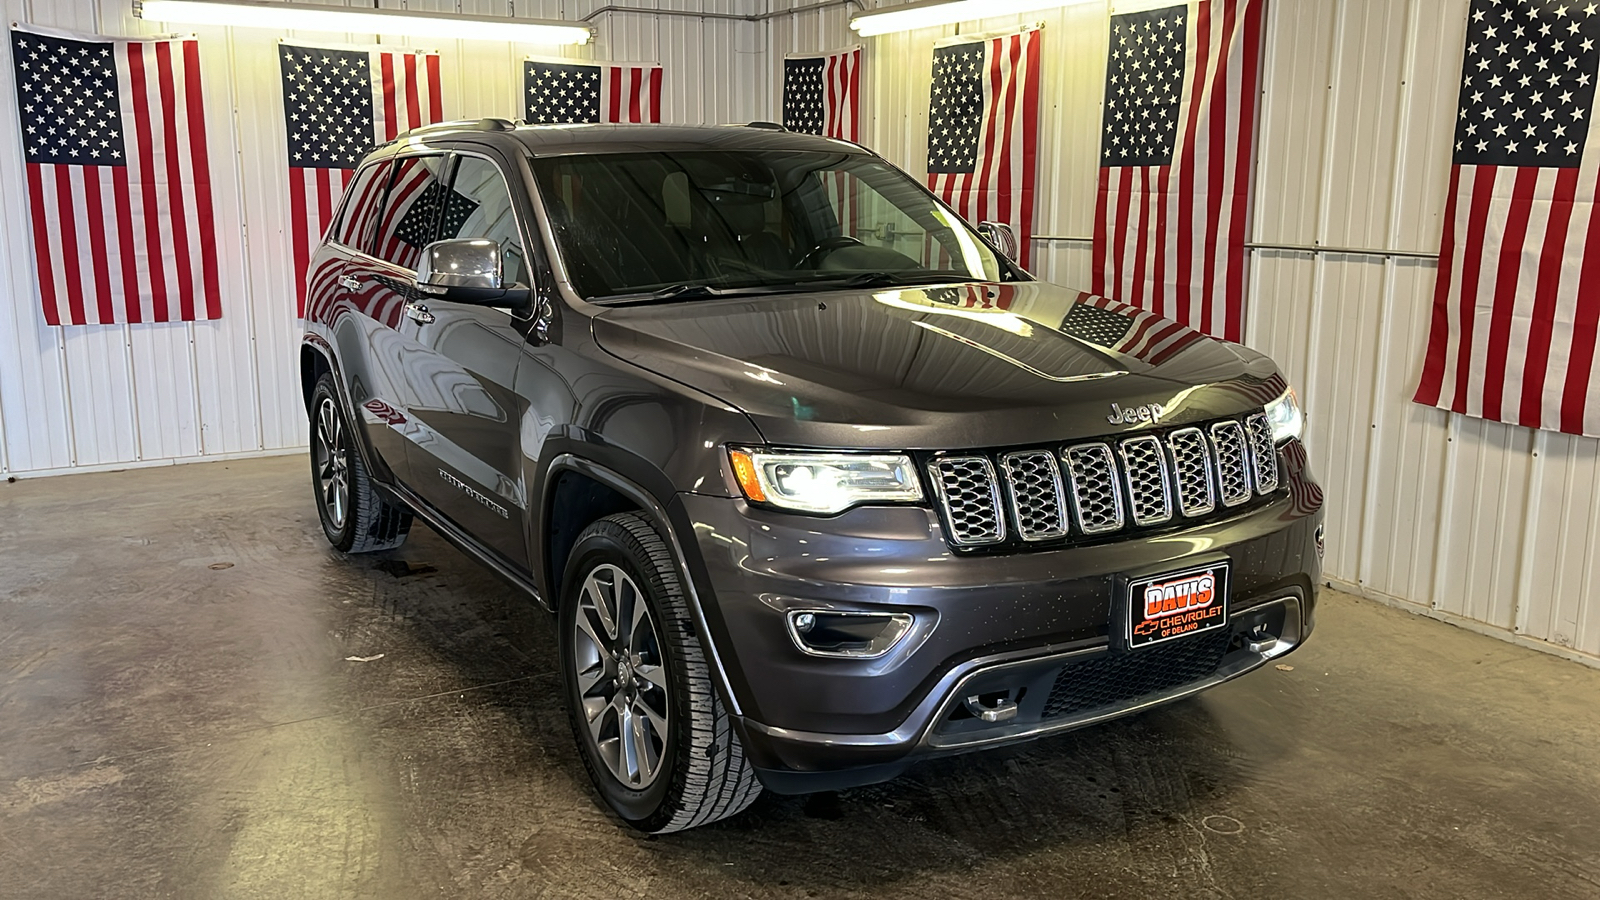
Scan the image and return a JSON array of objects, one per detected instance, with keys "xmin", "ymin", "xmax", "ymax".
[{"xmin": 1127, "ymin": 562, "xmax": 1230, "ymax": 649}]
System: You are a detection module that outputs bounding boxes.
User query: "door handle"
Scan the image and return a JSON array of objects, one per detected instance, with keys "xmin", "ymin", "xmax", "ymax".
[
  {"xmin": 337, "ymin": 274, "xmax": 361, "ymax": 290},
  {"xmin": 405, "ymin": 302, "xmax": 435, "ymax": 325}
]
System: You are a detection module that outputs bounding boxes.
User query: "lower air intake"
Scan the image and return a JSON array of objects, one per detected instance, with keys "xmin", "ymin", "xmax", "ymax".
[{"xmin": 1042, "ymin": 629, "xmax": 1232, "ymax": 720}]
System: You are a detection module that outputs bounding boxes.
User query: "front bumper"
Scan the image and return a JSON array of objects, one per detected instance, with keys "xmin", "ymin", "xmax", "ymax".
[{"xmin": 674, "ymin": 454, "xmax": 1323, "ymax": 794}]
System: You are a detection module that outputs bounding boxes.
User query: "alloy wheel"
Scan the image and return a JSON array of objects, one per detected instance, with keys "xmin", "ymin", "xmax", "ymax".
[
  {"xmin": 314, "ymin": 397, "xmax": 350, "ymax": 530},
  {"xmin": 571, "ymin": 563, "xmax": 672, "ymax": 789}
]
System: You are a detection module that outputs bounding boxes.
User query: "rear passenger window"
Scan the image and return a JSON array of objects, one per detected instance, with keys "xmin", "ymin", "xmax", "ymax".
[
  {"xmin": 370, "ymin": 155, "xmax": 451, "ymax": 270},
  {"xmin": 445, "ymin": 157, "xmax": 530, "ymax": 287},
  {"xmin": 335, "ymin": 160, "xmax": 391, "ymax": 252}
]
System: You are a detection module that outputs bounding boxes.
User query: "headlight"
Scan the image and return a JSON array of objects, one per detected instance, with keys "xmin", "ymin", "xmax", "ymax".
[
  {"xmin": 728, "ymin": 448, "xmax": 923, "ymax": 515},
  {"xmin": 1265, "ymin": 388, "xmax": 1304, "ymax": 444}
]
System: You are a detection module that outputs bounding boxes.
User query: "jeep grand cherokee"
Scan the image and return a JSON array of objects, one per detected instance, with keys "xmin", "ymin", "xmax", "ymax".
[{"xmin": 298, "ymin": 119, "xmax": 1323, "ymax": 833}]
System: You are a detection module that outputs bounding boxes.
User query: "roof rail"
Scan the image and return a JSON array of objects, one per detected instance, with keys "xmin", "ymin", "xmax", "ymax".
[{"xmin": 395, "ymin": 117, "xmax": 518, "ymax": 140}]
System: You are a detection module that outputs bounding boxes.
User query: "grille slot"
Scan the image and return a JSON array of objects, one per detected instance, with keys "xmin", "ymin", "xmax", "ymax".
[
  {"xmin": 1167, "ymin": 427, "xmax": 1216, "ymax": 517},
  {"xmin": 930, "ymin": 456, "xmax": 1005, "ymax": 546},
  {"xmin": 1245, "ymin": 413, "xmax": 1279, "ymax": 493},
  {"xmin": 1118, "ymin": 436, "xmax": 1173, "ymax": 526},
  {"xmin": 1209, "ymin": 421, "xmax": 1253, "ymax": 507},
  {"xmin": 1042, "ymin": 628, "xmax": 1232, "ymax": 720},
  {"xmin": 1063, "ymin": 443, "xmax": 1124, "ymax": 535},
  {"xmin": 1000, "ymin": 451, "xmax": 1069, "ymax": 541}
]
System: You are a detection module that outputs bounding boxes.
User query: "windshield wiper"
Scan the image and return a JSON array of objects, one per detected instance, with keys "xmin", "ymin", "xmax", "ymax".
[
  {"xmin": 799, "ymin": 272, "xmax": 984, "ymax": 289},
  {"xmin": 591, "ymin": 283, "xmax": 749, "ymax": 305},
  {"xmin": 592, "ymin": 272, "xmax": 989, "ymax": 306}
]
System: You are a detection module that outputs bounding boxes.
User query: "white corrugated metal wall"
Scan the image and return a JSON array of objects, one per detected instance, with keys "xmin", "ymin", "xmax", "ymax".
[
  {"xmin": 0, "ymin": 0, "xmax": 766, "ymax": 477},
  {"xmin": 3, "ymin": 0, "xmax": 1596, "ymax": 665},
  {"xmin": 775, "ymin": 0, "xmax": 1600, "ymax": 665}
]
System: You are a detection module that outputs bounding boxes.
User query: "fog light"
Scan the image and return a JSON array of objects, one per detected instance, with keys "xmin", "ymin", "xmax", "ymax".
[{"xmin": 785, "ymin": 610, "xmax": 913, "ymax": 659}]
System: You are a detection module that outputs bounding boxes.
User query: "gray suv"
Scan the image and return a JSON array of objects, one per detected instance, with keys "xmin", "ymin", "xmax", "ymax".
[{"xmin": 299, "ymin": 119, "xmax": 1323, "ymax": 833}]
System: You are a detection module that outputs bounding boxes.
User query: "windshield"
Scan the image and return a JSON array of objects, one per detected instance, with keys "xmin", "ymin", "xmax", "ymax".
[{"xmin": 529, "ymin": 149, "xmax": 1016, "ymax": 303}]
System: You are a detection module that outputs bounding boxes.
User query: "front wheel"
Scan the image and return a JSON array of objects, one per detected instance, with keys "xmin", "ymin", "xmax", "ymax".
[{"xmin": 559, "ymin": 512, "xmax": 761, "ymax": 832}]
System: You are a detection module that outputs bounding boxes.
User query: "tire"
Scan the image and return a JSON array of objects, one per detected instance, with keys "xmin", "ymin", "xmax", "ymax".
[
  {"xmin": 559, "ymin": 512, "xmax": 761, "ymax": 833},
  {"xmin": 309, "ymin": 374, "xmax": 412, "ymax": 554}
]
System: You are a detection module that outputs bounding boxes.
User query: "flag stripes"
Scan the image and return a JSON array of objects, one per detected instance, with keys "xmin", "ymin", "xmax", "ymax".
[
  {"xmin": 823, "ymin": 49, "xmax": 860, "ymax": 140},
  {"xmin": 1415, "ymin": 152, "xmax": 1600, "ymax": 436},
  {"xmin": 603, "ymin": 64, "xmax": 662, "ymax": 122}
]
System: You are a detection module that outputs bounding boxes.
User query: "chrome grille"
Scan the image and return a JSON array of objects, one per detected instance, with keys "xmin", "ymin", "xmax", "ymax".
[
  {"xmin": 1118, "ymin": 436, "xmax": 1173, "ymax": 526},
  {"xmin": 1063, "ymin": 444, "xmax": 1124, "ymax": 535},
  {"xmin": 930, "ymin": 456, "xmax": 1005, "ymax": 546},
  {"xmin": 926, "ymin": 411, "xmax": 1283, "ymax": 550},
  {"xmin": 1209, "ymin": 421, "xmax": 1252, "ymax": 507},
  {"xmin": 1167, "ymin": 427, "xmax": 1216, "ymax": 517},
  {"xmin": 1000, "ymin": 451, "xmax": 1069, "ymax": 541},
  {"xmin": 1245, "ymin": 413, "xmax": 1279, "ymax": 493}
]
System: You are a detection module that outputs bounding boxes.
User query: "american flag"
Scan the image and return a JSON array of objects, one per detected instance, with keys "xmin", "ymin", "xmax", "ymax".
[
  {"xmin": 524, "ymin": 59, "xmax": 662, "ymax": 124},
  {"xmin": 280, "ymin": 42, "xmax": 442, "ymax": 316},
  {"xmin": 1061, "ymin": 293, "xmax": 1207, "ymax": 367},
  {"xmin": 10, "ymin": 25, "xmax": 220, "ymax": 325},
  {"xmin": 927, "ymin": 27, "xmax": 1042, "ymax": 270},
  {"xmin": 1091, "ymin": 0, "xmax": 1264, "ymax": 344},
  {"xmin": 782, "ymin": 47, "xmax": 861, "ymax": 140},
  {"xmin": 1413, "ymin": 0, "xmax": 1600, "ymax": 438}
]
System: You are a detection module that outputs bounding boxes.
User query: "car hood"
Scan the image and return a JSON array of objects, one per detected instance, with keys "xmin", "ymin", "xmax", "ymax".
[{"xmin": 591, "ymin": 281, "xmax": 1286, "ymax": 450}]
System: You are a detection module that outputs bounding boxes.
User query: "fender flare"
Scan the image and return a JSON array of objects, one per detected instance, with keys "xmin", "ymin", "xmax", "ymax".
[
  {"xmin": 301, "ymin": 335, "xmax": 399, "ymax": 487},
  {"xmin": 542, "ymin": 453, "xmax": 744, "ymax": 718}
]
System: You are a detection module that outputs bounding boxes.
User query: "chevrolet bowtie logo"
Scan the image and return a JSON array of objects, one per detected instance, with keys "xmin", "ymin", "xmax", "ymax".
[{"xmin": 1108, "ymin": 401, "xmax": 1165, "ymax": 425}]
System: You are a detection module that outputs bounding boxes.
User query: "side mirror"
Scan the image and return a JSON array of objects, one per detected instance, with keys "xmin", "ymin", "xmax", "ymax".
[
  {"xmin": 977, "ymin": 221, "xmax": 1020, "ymax": 262},
  {"xmin": 415, "ymin": 238, "xmax": 529, "ymax": 307}
]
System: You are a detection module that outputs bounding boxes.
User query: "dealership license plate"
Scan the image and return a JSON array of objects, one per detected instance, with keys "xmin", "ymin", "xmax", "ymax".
[{"xmin": 1127, "ymin": 562, "xmax": 1230, "ymax": 649}]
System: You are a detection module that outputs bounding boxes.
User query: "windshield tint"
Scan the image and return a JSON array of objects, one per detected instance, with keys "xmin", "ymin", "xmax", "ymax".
[{"xmin": 529, "ymin": 149, "xmax": 1012, "ymax": 302}]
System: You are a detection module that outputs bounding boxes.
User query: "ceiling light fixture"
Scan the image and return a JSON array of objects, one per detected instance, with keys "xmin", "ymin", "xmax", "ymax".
[
  {"xmin": 849, "ymin": 0, "xmax": 1096, "ymax": 37},
  {"xmin": 136, "ymin": 0, "xmax": 594, "ymax": 45}
]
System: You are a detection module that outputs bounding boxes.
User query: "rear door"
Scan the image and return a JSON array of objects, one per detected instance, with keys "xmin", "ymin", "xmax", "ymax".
[
  {"xmin": 391, "ymin": 151, "xmax": 533, "ymax": 570},
  {"xmin": 332, "ymin": 154, "xmax": 454, "ymax": 480},
  {"xmin": 316, "ymin": 157, "xmax": 423, "ymax": 478}
]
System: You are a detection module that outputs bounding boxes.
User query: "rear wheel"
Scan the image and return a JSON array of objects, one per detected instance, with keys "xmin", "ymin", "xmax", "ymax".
[
  {"xmin": 559, "ymin": 512, "xmax": 761, "ymax": 832},
  {"xmin": 310, "ymin": 375, "xmax": 412, "ymax": 553}
]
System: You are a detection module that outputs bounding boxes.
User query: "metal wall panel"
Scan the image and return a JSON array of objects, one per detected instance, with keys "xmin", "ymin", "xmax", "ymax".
[{"xmin": 0, "ymin": 0, "xmax": 768, "ymax": 477}]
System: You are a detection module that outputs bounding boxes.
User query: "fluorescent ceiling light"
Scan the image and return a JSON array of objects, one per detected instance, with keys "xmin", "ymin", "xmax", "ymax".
[
  {"xmin": 850, "ymin": 0, "xmax": 1094, "ymax": 37},
  {"xmin": 137, "ymin": 0, "xmax": 594, "ymax": 45}
]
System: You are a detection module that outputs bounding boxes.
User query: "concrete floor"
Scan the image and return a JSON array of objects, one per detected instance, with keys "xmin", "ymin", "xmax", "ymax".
[{"xmin": 1, "ymin": 457, "xmax": 1598, "ymax": 899}]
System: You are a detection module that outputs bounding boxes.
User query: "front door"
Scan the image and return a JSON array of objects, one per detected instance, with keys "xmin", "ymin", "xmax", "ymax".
[{"xmin": 392, "ymin": 153, "xmax": 533, "ymax": 570}]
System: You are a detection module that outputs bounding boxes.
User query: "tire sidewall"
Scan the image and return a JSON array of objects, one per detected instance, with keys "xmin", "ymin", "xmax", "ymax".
[
  {"xmin": 558, "ymin": 523, "xmax": 689, "ymax": 829},
  {"xmin": 309, "ymin": 378, "xmax": 357, "ymax": 553}
]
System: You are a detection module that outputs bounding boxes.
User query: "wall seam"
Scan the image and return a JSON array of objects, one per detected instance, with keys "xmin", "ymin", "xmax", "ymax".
[
  {"xmin": 222, "ymin": 22, "xmax": 267, "ymax": 451},
  {"xmin": 1306, "ymin": 0, "xmax": 1346, "ymax": 576},
  {"xmin": 1356, "ymin": 0, "xmax": 1420, "ymax": 590}
]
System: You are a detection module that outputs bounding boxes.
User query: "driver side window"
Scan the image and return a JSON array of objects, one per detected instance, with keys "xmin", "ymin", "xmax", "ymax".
[{"xmin": 444, "ymin": 157, "xmax": 530, "ymax": 288}]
